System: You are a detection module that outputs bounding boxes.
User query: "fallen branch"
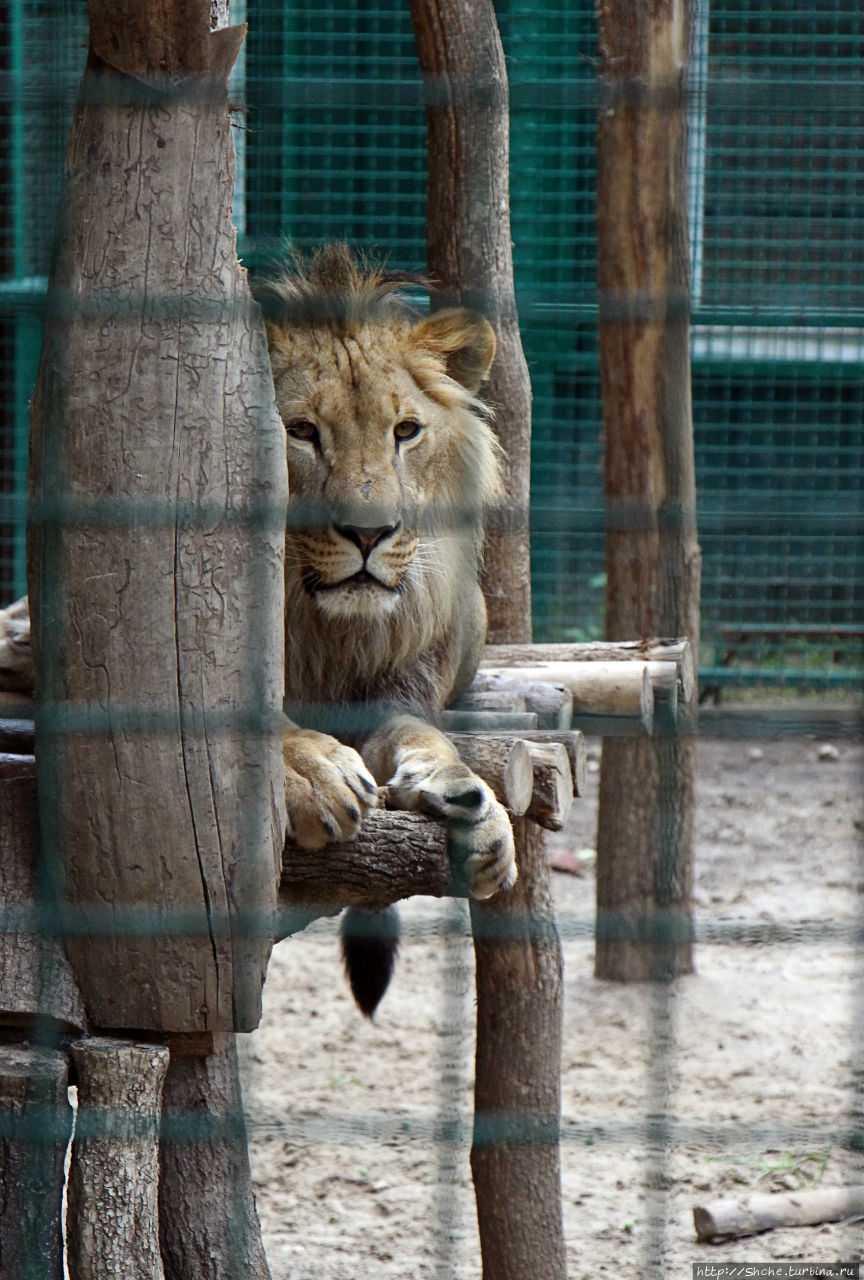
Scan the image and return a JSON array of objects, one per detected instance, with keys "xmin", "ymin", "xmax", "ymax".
[{"xmin": 693, "ymin": 1186, "xmax": 864, "ymax": 1242}]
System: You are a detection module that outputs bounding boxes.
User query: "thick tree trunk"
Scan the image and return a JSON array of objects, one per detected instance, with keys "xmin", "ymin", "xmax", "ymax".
[
  {"xmin": 67, "ymin": 1039, "xmax": 169, "ymax": 1280},
  {"xmin": 594, "ymin": 0, "xmax": 701, "ymax": 982},
  {"xmin": 0, "ymin": 1046, "xmax": 72, "ymax": 1280},
  {"xmin": 27, "ymin": 0, "xmax": 287, "ymax": 1033},
  {"xmin": 409, "ymin": 0, "xmax": 532, "ymax": 643},
  {"xmin": 159, "ymin": 1037, "xmax": 271, "ymax": 1280}
]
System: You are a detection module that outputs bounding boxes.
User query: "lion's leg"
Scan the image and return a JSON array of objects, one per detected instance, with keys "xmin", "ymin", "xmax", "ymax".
[
  {"xmin": 362, "ymin": 712, "xmax": 517, "ymax": 899},
  {"xmin": 282, "ymin": 723, "xmax": 379, "ymax": 849}
]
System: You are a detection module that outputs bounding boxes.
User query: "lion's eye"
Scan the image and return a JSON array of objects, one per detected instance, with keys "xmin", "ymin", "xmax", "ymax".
[
  {"xmin": 287, "ymin": 420, "xmax": 320, "ymax": 445},
  {"xmin": 394, "ymin": 419, "xmax": 423, "ymax": 444}
]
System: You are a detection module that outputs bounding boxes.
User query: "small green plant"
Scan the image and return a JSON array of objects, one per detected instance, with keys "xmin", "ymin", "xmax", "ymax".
[{"xmin": 709, "ymin": 1149, "xmax": 831, "ymax": 1190}]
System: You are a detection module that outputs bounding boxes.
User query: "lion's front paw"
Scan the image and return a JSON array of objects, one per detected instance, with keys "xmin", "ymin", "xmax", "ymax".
[
  {"xmin": 283, "ymin": 728, "xmax": 378, "ymax": 849},
  {"xmin": 387, "ymin": 760, "xmax": 517, "ymax": 899},
  {"xmin": 450, "ymin": 799, "xmax": 518, "ymax": 900}
]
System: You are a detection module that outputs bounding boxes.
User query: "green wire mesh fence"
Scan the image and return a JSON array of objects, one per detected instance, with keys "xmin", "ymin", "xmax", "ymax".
[{"xmin": 2, "ymin": 0, "xmax": 863, "ymax": 688}]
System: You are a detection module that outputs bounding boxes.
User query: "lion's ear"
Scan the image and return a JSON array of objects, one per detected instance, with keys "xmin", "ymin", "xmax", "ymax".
[{"xmin": 413, "ymin": 309, "xmax": 496, "ymax": 394}]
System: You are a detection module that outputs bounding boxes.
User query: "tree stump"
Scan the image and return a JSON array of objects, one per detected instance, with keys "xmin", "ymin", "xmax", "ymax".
[
  {"xmin": 0, "ymin": 1045, "xmax": 72, "ymax": 1280},
  {"xmin": 67, "ymin": 1039, "xmax": 169, "ymax": 1280}
]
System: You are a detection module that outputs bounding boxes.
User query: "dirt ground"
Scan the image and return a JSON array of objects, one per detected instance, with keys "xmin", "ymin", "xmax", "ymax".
[{"xmin": 239, "ymin": 712, "xmax": 864, "ymax": 1279}]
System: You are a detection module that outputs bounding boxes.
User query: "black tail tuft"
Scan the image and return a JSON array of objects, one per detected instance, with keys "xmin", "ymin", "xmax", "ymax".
[{"xmin": 340, "ymin": 906, "xmax": 401, "ymax": 1019}]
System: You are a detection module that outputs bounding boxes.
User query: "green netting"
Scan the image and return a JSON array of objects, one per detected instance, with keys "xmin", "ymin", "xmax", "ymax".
[{"xmin": 1, "ymin": 0, "xmax": 863, "ymax": 684}]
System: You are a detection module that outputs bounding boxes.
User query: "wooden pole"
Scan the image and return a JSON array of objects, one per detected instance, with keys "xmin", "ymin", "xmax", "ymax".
[
  {"xmin": 594, "ymin": 0, "xmax": 701, "ymax": 982},
  {"xmin": 469, "ymin": 821, "xmax": 565, "ymax": 1280},
  {"xmin": 410, "ymin": 3, "xmax": 564, "ymax": 1274},
  {"xmin": 409, "ymin": 0, "xmax": 532, "ymax": 644},
  {"xmin": 159, "ymin": 1037, "xmax": 271, "ymax": 1280},
  {"xmin": 27, "ymin": 0, "xmax": 288, "ymax": 1032}
]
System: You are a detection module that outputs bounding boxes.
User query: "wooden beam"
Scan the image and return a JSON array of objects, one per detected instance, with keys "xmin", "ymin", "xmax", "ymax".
[
  {"xmin": 483, "ymin": 638, "xmax": 694, "ymax": 707},
  {"xmin": 480, "ymin": 661, "xmax": 654, "ymax": 727}
]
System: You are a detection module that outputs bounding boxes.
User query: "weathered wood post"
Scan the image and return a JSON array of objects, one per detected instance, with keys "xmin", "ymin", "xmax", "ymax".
[
  {"xmin": 594, "ymin": 0, "xmax": 701, "ymax": 982},
  {"xmin": 27, "ymin": 0, "xmax": 287, "ymax": 1042},
  {"xmin": 26, "ymin": 0, "xmax": 286, "ymax": 1275},
  {"xmin": 409, "ymin": 3, "xmax": 566, "ymax": 1276},
  {"xmin": 0, "ymin": 752, "xmax": 84, "ymax": 1280}
]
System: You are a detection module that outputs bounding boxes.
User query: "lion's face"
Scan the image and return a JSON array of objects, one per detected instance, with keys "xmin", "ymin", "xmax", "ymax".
[{"xmin": 267, "ymin": 302, "xmax": 501, "ymax": 625}]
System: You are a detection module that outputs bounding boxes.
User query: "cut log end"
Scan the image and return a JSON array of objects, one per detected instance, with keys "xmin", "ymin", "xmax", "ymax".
[{"xmin": 693, "ymin": 1186, "xmax": 864, "ymax": 1242}]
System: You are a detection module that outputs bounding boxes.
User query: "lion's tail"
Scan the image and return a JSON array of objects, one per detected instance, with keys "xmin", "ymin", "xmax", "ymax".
[{"xmin": 340, "ymin": 906, "xmax": 401, "ymax": 1019}]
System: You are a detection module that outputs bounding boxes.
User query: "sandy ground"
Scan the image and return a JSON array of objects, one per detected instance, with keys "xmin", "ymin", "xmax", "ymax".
[{"xmin": 239, "ymin": 715, "xmax": 864, "ymax": 1278}]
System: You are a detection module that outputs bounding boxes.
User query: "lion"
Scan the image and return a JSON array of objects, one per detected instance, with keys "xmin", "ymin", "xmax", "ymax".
[
  {"xmin": 257, "ymin": 245, "xmax": 517, "ymax": 1013},
  {"xmin": 0, "ymin": 244, "xmax": 517, "ymax": 1016},
  {"xmin": 0, "ymin": 596, "xmax": 33, "ymax": 695}
]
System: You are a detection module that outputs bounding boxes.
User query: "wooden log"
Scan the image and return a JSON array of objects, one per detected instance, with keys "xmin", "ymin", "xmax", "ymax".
[
  {"xmin": 279, "ymin": 811, "xmax": 451, "ymax": 930},
  {"xmin": 159, "ymin": 1037, "xmax": 271, "ymax": 1280},
  {"xmin": 693, "ymin": 1186, "xmax": 864, "ymax": 1242},
  {"xmin": 447, "ymin": 733, "xmax": 533, "ymax": 815},
  {"xmin": 0, "ymin": 1045, "xmax": 73, "ymax": 1280},
  {"xmin": 492, "ymin": 730, "xmax": 587, "ymax": 798},
  {"xmin": 410, "ymin": 0, "xmax": 532, "ymax": 646},
  {"xmin": 470, "ymin": 820, "xmax": 565, "ymax": 1279},
  {"xmin": 483, "ymin": 638, "xmax": 695, "ymax": 704},
  {"xmin": 453, "ymin": 690, "xmax": 527, "ymax": 714},
  {"xmin": 0, "ymin": 711, "xmax": 35, "ymax": 754},
  {"xmin": 27, "ymin": 0, "xmax": 287, "ymax": 1033},
  {"xmin": 411, "ymin": 0, "xmax": 564, "ymax": 1267},
  {"xmin": 480, "ymin": 660, "xmax": 654, "ymax": 726},
  {"xmin": 441, "ymin": 709, "xmax": 539, "ymax": 733},
  {"xmin": 67, "ymin": 1038, "xmax": 170, "ymax": 1280},
  {"xmin": 467, "ymin": 672, "xmax": 574, "ymax": 730},
  {"xmin": 0, "ymin": 755, "xmax": 86, "ymax": 1033},
  {"xmin": 524, "ymin": 743, "xmax": 573, "ymax": 832},
  {"xmin": 594, "ymin": 0, "xmax": 699, "ymax": 982}
]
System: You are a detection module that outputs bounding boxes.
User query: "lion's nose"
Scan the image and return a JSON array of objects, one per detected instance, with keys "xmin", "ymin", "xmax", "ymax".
[{"xmin": 335, "ymin": 523, "xmax": 399, "ymax": 558}]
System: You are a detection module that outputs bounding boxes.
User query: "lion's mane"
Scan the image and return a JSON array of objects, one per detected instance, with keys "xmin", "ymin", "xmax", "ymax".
[{"xmin": 257, "ymin": 245, "xmax": 503, "ymax": 721}]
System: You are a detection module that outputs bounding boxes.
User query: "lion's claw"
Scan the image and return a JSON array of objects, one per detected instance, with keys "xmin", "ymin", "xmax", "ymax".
[{"xmin": 283, "ymin": 728, "xmax": 378, "ymax": 849}]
